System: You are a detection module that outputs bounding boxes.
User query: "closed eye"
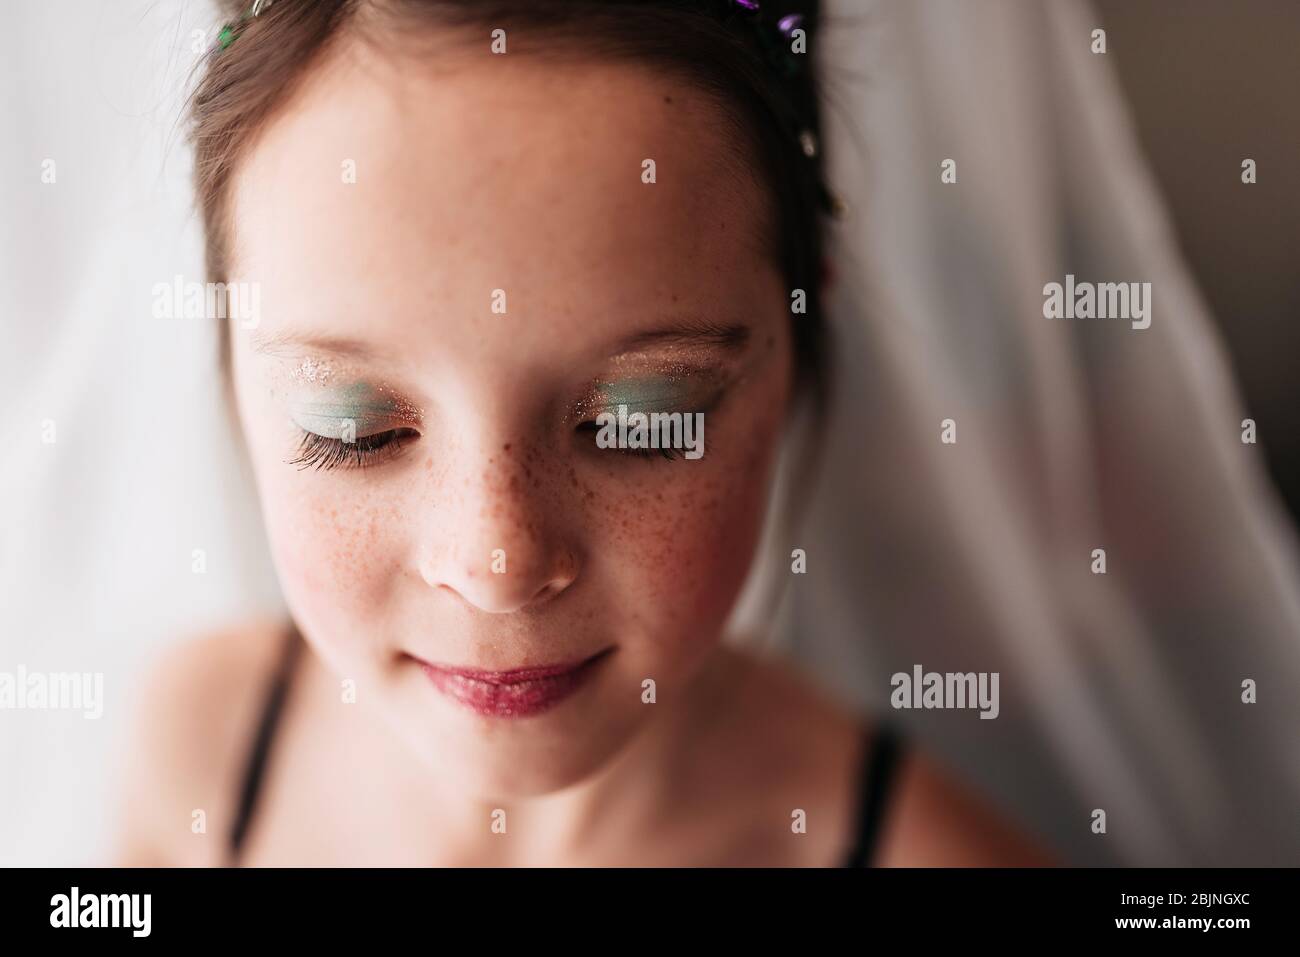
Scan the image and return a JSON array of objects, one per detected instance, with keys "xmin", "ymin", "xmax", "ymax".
[
  {"xmin": 289, "ymin": 428, "xmax": 416, "ymax": 471},
  {"xmin": 575, "ymin": 419, "xmax": 684, "ymax": 461}
]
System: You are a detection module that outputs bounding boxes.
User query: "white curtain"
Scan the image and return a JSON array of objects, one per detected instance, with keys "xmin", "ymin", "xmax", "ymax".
[
  {"xmin": 0, "ymin": 0, "xmax": 284, "ymax": 866},
  {"xmin": 772, "ymin": 0, "xmax": 1300, "ymax": 865}
]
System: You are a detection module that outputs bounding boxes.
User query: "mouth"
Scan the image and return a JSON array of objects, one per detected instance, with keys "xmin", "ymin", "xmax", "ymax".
[{"xmin": 409, "ymin": 647, "xmax": 615, "ymax": 718}]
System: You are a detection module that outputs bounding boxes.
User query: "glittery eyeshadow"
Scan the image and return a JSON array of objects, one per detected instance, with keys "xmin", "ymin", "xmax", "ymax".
[
  {"xmin": 569, "ymin": 364, "xmax": 728, "ymax": 426},
  {"xmin": 596, "ymin": 377, "xmax": 711, "ymax": 412},
  {"xmin": 288, "ymin": 381, "xmax": 421, "ymax": 438},
  {"xmin": 290, "ymin": 357, "xmax": 334, "ymax": 383}
]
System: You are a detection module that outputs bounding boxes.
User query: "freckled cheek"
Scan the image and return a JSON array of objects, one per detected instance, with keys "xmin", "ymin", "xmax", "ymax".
[
  {"xmin": 598, "ymin": 407, "xmax": 782, "ymax": 648},
  {"xmin": 259, "ymin": 474, "xmax": 407, "ymax": 652},
  {"xmin": 236, "ymin": 386, "xmax": 415, "ymax": 658}
]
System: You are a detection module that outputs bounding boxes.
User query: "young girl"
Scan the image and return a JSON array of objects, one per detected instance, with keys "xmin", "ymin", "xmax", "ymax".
[{"xmin": 115, "ymin": 0, "xmax": 1052, "ymax": 867}]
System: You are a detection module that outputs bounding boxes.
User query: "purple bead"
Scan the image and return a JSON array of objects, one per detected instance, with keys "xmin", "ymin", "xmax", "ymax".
[
  {"xmin": 733, "ymin": 0, "xmax": 760, "ymax": 10},
  {"xmin": 778, "ymin": 13, "xmax": 804, "ymax": 35}
]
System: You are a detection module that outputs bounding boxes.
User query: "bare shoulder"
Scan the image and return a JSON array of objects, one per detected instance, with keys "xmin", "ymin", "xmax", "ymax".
[
  {"xmin": 111, "ymin": 617, "xmax": 291, "ymax": 866},
  {"xmin": 711, "ymin": 640, "xmax": 1055, "ymax": 867},
  {"xmin": 876, "ymin": 745, "xmax": 1057, "ymax": 867}
]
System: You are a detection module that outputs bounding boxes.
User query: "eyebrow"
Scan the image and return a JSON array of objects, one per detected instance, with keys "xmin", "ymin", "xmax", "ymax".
[
  {"xmin": 611, "ymin": 319, "xmax": 751, "ymax": 356},
  {"xmin": 249, "ymin": 330, "xmax": 384, "ymax": 362},
  {"xmin": 250, "ymin": 319, "xmax": 752, "ymax": 363}
]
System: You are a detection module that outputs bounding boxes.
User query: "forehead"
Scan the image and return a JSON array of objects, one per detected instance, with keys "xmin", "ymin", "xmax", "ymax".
[{"xmin": 229, "ymin": 34, "xmax": 778, "ymax": 366}]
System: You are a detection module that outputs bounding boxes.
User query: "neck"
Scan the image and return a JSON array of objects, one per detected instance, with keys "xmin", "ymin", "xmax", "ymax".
[{"xmin": 319, "ymin": 638, "xmax": 752, "ymax": 866}]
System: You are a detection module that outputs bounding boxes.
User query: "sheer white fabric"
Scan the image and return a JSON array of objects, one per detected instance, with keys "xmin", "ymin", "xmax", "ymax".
[{"xmin": 763, "ymin": 0, "xmax": 1300, "ymax": 865}]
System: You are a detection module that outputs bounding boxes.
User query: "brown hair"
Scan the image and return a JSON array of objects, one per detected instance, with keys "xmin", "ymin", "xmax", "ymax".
[{"xmin": 190, "ymin": 0, "xmax": 829, "ymax": 408}]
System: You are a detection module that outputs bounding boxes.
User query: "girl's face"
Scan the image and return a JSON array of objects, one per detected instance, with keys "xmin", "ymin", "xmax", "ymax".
[{"xmin": 228, "ymin": 37, "xmax": 793, "ymax": 797}]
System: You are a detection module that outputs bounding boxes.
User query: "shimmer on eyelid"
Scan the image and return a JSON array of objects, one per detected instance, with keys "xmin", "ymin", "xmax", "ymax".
[
  {"xmin": 287, "ymin": 381, "xmax": 420, "ymax": 437},
  {"xmin": 290, "ymin": 357, "xmax": 334, "ymax": 383},
  {"xmin": 596, "ymin": 377, "xmax": 714, "ymax": 410},
  {"xmin": 571, "ymin": 369, "xmax": 727, "ymax": 424}
]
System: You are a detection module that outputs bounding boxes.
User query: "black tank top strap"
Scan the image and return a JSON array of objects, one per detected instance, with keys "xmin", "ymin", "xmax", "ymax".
[
  {"xmin": 840, "ymin": 722, "xmax": 907, "ymax": 867},
  {"xmin": 222, "ymin": 642, "xmax": 903, "ymax": 867},
  {"xmin": 225, "ymin": 621, "xmax": 303, "ymax": 866}
]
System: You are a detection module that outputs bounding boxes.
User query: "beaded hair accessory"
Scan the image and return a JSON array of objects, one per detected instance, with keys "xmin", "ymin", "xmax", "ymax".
[
  {"xmin": 713, "ymin": 0, "xmax": 845, "ymax": 217},
  {"xmin": 217, "ymin": 0, "xmax": 274, "ymax": 50}
]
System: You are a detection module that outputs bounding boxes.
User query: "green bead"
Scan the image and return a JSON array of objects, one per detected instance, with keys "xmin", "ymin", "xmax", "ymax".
[{"xmin": 218, "ymin": 24, "xmax": 238, "ymax": 49}]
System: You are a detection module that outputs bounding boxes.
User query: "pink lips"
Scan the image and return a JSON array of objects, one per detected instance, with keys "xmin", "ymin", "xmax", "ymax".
[{"xmin": 415, "ymin": 649, "xmax": 613, "ymax": 718}]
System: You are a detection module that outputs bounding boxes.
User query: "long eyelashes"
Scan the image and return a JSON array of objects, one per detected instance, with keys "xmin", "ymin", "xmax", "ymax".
[
  {"xmin": 288, "ymin": 422, "xmax": 684, "ymax": 472},
  {"xmin": 574, "ymin": 420, "xmax": 684, "ymax": 461},
  {"xmin": 289, "ymin": 428, "xmax": 415, "ymax": 471},
  {"xmin": 289, "ymin": 413, "xmax": 703, "ymax": 472}
]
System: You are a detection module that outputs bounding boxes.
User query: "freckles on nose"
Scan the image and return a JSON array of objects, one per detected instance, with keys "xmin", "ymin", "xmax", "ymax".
[
  {"xmin": 419, "ymin": 439, "xmax": 579, "ymax": 612},
  {"xmin": 479, "ymin": 444, "xmax": 544, "ymax": 515}
]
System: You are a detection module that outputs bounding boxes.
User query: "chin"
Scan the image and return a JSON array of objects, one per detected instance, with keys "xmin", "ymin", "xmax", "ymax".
[
  {"xmin": 386, "ymin": 671, "xmax": 644, "ymax": 798},
  {"xmin": 423, "ymin": 726, "xmax": 633, "ymax": 800}
]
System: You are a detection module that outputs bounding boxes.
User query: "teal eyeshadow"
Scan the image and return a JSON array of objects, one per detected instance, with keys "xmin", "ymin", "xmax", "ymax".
[
  {"xmin": 593, "ymin": 376, "xmax": 718, "ymax": 415},
  {"xmin": 289, "ymin": 383, "xmax": 402, "ymax": 439}
]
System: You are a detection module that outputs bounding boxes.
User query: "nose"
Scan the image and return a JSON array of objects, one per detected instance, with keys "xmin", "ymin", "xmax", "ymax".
[{"xmin": 418, "ymin": 451, "xmax": 579, "ymax": 615}]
